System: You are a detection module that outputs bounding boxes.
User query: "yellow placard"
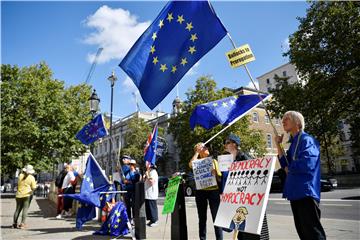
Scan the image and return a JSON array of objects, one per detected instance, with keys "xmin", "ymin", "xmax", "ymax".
[{"xmin": 226, "ymin": 44, "xmax": 255, "ymax": 68}]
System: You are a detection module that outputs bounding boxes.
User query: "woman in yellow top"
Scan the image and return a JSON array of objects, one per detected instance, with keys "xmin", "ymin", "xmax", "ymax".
[
  {"xmin": 13, "ymin": 164, "xmax": 37, "ymax": 229},
  {"xmin": 189, "ymin": 143, "xmax": 223, "ymax": 240}
]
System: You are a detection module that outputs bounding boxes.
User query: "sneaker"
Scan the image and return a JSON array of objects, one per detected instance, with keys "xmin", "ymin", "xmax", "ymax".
[
  {"xmin": 148, "ymin": 221, "xmax": 158, "ymax": 227},
  {"xmin": 18, "ymin": 223, "xmax": 27, "ymax": 229},
  {"xmin": 64, "ymin": 211, "xmax": 72, "ymax": 217},
  {"xmin": 55, "ymin": 214, "xmax": 62, "ymax": 219}
]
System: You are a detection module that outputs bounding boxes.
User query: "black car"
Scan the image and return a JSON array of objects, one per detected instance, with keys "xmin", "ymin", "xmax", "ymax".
[
  {"xmin": 182, "ymin": 173, "xmax": 196, "ymax": 197},
  {"xmin": 158, "ymin": 176, "xmax": 169, "ymax": 192},
  {"xmin": 270, "ymin": 169, "xmax": 337, "ymax": 192}
]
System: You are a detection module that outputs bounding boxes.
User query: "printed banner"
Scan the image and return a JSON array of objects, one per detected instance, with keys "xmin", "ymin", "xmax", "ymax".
[
  {"xmin": 192, "ymin": 157, "xmax": 218, "ymax": 190},
  {"xmin": 162, "ymin": 176, "xmax": 182, "ymax": 215},
  {"xmin": 218, "ymin": 154, "xmax": 233, "ymax": 172},
  {"xmin": 226, "ymin": 44, "xmax": 255, "ymax": 68},
  {"xmin": 214, "ymin": 157, "xmax": 276, "ymax": 235}
]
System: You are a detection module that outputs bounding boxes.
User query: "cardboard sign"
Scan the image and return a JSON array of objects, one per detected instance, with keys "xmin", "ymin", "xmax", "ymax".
[
  {"xmin": 226, "ymin": 44, "xmax": 255, "ymax": 68},
  {"xmin": 162, "ymin": 176, "xmax": 181, "ymax": 214},
  {"xmin": 218, "ymin": 154, "xmax": 233, "ymax": 172},
  {"xmin": 214, "ymin": 157, "xmax": 276, "ymax": 235},
  {"xmin": 192, "ymin": 157, "xmax": 218, "ymax": 190}
]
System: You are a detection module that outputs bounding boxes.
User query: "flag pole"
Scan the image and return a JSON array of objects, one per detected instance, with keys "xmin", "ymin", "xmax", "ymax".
[{"xmin": 225, "ymin": 32, "xmax": 288, "ymax": 164}]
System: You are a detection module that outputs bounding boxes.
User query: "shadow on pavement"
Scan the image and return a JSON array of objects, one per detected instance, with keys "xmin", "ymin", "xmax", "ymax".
[
  {"xmin": 27, "ymin": 225, "xmax": 99, "ymax": 234},
  {"xmin": 27, "ymin": 198, "xmax": 56, "ymax": 218},
  {"xmin": 72, "ymin": 234, "xmax": 133, "ymax": 240}
]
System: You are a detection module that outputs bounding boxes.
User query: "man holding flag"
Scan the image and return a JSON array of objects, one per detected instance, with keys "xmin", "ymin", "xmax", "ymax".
[{"xmin": 143, "ymin": 124, "xmax": 159, "ymax": 227}]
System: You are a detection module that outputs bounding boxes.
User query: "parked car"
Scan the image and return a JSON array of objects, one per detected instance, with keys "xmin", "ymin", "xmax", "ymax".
[
  {"xmin": 182, "ymin": 173, "xmax": 196, "ymax": 197},
  {"xmin": 270, "ymin": 170, "xmax": 337, "ymax": 192},
  {"xmin": 158, "ymin": 176, "xmax": 169, "ymax": 192}
]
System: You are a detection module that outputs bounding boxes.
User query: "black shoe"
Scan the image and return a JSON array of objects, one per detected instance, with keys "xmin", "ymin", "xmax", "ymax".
[{"xmin": 12, "ymin": 223, "xmax": 18, "ymax": 229}]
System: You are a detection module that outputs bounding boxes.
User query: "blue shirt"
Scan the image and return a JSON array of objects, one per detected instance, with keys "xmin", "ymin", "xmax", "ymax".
[
  {"xmin": 279, "ymin": 131, "xmax": 321, "ymax": 202},
  {"xmin": 124, "ymin": 170, "xmax": 140, "ymax": 192}
]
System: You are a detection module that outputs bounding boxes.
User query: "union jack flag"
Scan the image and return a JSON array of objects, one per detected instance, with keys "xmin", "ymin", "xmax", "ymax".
[{"xmin": 144, "ymin": 124, "xmax": 158, "ymax": 167}]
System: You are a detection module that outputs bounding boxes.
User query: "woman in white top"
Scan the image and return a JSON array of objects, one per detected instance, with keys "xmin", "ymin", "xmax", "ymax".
[
  {"xmin": 144, "ymin": 164, "xmax": 159, "ymax": 227},
  {"xmin": 60, "ymin": 165, "xmax": 76, "ymax": 217}
]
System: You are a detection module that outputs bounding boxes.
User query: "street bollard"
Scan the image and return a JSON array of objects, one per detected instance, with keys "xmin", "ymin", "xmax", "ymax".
[
  {"xmin": 134, "ymin": 181, "xmax": 146, "ymax": 239},
  {"xmin": 171, "ymin": 182, "xmax": 188, "ymax": 240}
]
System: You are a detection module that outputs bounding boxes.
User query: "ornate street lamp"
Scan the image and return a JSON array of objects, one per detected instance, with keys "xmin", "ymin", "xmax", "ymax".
[
  {"xmin": 107, "ymin": 71, "xmax": 117, "ymax": 178},
  {"xmin": 89, "ymin": 89, "xmax": 100, "ymax": 118}
]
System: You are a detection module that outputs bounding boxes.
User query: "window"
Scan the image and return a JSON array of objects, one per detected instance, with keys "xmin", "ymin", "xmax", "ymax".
[
  {"xmin": 283, "ymin": 71, "xmax": 287, "ymax": 77},
  {"xmin": 266, "ymin": 78, "xmax": 270, "ymax": 84},
  {"xmin": 104, "ymin": 141, "xmax": 108, "ymax": 152},
  {"xmin": 99, "ymin": 144, "xmax": 102, "ymax": 153},
  {"xmin": 266, "ymin": 134, "xmax": 272, "ymax": 148},
  {"xmin": 252, "ymin": 112, "xmax": 259, "ymax": 122},
  {"xmin": 95, "ymin": 147, "xmax": 98, "ymax": 155},
  {"xmin": 265, "ymin": 115, "xmax": 270, "ymax": 124},
  {"xmin": 116, "ymin": 137, "xmax": 120, "ymax": 148}
]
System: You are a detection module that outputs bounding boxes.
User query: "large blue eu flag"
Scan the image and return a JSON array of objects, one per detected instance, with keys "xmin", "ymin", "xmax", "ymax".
[
  {"xmin": 76, "ymin": 114, "xmax": 108, "ymax": 145},
  {"xmin": 190, "ymin": 94, "xmax": 271, "ymax": 130},
  {"xmin": 120, "ymin": 1, "xmax": 227, "ymax": 109}
]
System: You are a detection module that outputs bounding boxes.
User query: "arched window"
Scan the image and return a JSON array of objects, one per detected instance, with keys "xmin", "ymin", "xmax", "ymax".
[
  {"xmin": 266, "ymin": 134, "xmax": 272, "ymax": 148},
  {"xmin": 252, "ymin": 112, "xmax": 259, "ymax": 122}
]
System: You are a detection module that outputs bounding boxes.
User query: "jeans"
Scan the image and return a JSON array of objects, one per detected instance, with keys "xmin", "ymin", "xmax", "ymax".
[
  {"xmin": 124, "ymin": 191, "xmax": 135, "ymax": 219},
  {"xmin": 13, "ymin": 196, "xmax": 31, "ymax": 224},
  {"xmin": 145, "ymin": 199, "xmax": 158, "ymax": 223},
  {"xmin": 195, "ymin": 189, "xmax": 223, "ymax": 240}
]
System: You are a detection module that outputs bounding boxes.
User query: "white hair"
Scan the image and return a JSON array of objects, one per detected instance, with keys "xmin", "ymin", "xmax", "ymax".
[{"xmin": 283, "ymin": 111, "xmax": 305, "ymax": 130}]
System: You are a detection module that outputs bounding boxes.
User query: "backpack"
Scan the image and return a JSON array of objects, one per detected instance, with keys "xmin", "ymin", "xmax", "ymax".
[{"xmin": 55, "ymin": 170, "xmax": 67, "ymax": 188}]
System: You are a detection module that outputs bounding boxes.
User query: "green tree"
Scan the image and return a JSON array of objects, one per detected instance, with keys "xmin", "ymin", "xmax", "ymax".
[
  {"xmin": 168, "ymin": 76, "xmax": 266, "ymax": 170},
  {"xmin": 1, "ymin": 63, "xmax": 91, "ymax": 175}
]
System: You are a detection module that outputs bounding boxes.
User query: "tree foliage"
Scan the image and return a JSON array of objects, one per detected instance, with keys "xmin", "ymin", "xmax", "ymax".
[
  {"xmin": 1, "ymin": 63, "xmax": 91, "ymax": 175},
  {"xmin": 168, "ymin": 76, "xmax": 266, "ymax": 171},
  {"xmin": 267, "ymin": 2, "xmax": 359, "ymax": 172}
]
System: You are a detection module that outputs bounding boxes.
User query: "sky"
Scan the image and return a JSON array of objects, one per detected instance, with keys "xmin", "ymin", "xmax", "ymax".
[{"xmin": 2, "ymin": 0, "xmax": 308, "ymax": 120}]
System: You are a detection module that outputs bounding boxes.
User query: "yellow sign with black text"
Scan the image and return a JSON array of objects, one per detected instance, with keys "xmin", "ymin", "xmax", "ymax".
[{"xmin": 226, "ymin": 44, "xmax": 255, "ymax": 68}]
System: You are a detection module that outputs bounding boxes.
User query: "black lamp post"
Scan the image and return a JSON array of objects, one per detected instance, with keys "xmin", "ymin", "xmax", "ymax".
[
  {"xmin": 107, "ymin": 71, "xmax": 117, "ymax": 178},
  {"xmin": 88, "ymin": 89, "xmax": 100, "ymax": 155}
]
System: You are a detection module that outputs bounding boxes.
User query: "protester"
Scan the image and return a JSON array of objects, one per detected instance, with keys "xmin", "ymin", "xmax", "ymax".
[
  {"xmin": 55, "ymin": 163, "xmax": 68, "ymax": 218},
  {"xmin": 13, "ymin": 165, "xmax": 37, "ymax": 229},
  {"xmin": 120, "ymin": 155, "xmax": 131, "ymax": 190},
  {"xmin": 123, "ymin": 159, "xmax": 140, "ymax": 222},
  {"xmin": 60, "ymin": 164, "xmax": 76, "ymax": 217},
  {"xmin": 222, "ymin": 133, "xmax": 269, "ymax": 240},
  {"xmin": 189, "ymin": 142, "xmax": 223, "ymax": 240},
  {"xmin": 144, "ymin": 163, "xmax": 159, "ymax": 227},
  {"xmin": 275, "ymin": 111, "xmax": 326, "ymax": 240}
]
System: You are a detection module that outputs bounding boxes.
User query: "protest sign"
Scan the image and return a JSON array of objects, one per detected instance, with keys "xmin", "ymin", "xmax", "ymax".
[
  {"xmin": 192, "ymin": 157, "xmax": 218, "ymax": 190},
  {"xmin": 226, "ymin": 44, "xmax": 255, "ymax": 68},
  {"xmin": 214, "ymin": 156, "xmax": 276, "ymax": 235},
  {"xmin": 218, "ymin": 154, "xmax": 233, "ymax": 172},
  {"xmin": 162, "ymin": 176, "xmax": 182, "ymax": 214}
]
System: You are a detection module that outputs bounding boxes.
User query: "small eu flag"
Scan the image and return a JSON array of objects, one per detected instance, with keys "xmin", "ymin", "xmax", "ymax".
[
  {"xmin": 144, "ymin": 124, "xmax": 158, "ymax": 166},
  {"xmin": 76, "ymin": 114, "xmax": 108, "ymax": 145},
  {"xmin": 120, "ymin": 1, "xmax": 227, "ymax": 109},
  {"xmin": 190, "ymin": 94, "xmax": 270, "ymax": 130}
]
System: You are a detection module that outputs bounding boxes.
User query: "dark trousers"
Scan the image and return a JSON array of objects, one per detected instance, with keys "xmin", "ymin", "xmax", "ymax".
[
  {"xmin": 13, "ymin": 197, "xmax": 31, "ymax": 224},
  {"xmin": 195, "ymin": 189, "xmax": 223, "ymax": 240},
  {"xmin": 237, "ymin": 214, "xmax": 269, "ymax": 240},
  {"xmin": 125, "ymin": 191, "xmax": 135, "ymax": 219},
  {"xmin": 290, "ymin": 197, "xmax": 326, "ymax": 240},
  {"xmin": 145, "ymin": 199, "xmax": 158, "ymax": 223},
  {"xmin": 63, "ymin": 187, "xmax": 74, "ymax": 211}
]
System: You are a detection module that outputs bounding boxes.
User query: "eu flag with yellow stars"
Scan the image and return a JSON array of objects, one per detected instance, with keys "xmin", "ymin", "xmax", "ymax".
[
  {"xmin": 190, "ymin": 94, "xmax": 271, "ymax": 130},
  {"xmin": 94, "ymin": 201, "xmax": 129, "ymax": 237},
  {"xmin": 120, "ymin": 1, "xmax": 227, "ymax": 109},
  {"xmin": 76, "ymin": 114, "xmax": 108, "ymax": 145}
]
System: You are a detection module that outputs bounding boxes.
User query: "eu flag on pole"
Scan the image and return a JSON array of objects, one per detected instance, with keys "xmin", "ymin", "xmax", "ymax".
[
  {"xmin": 190, "ymin": 94, "xmax": 271, "ymax": 130},
  {"xmin": 119, "ymin": 1, "xmax": 227, "ymax": 109},
  {"xmin": 144, "ymin": 124, "xmax": 158, "ymax": 166},
  {"xmin": 63, "ymin": 154, "xmax": 114, "ymax": 229},
  {"xmin": 76, "ymin": 114, "xmax": 108, "ymax": 145}
]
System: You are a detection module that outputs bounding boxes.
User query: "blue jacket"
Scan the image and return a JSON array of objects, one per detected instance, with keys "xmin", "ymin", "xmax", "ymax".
[
  {"xmin": 124, "ymin": 170, "xmax": 140, "ymax": 192},
  {"xmin": 279, "ymin": 131, "xmax": 321, "ymax": 202}
]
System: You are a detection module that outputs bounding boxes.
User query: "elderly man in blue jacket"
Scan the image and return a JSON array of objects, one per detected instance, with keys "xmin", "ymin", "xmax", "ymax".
[{"xmin": 275, "ymin": 111, "xmax": 326, "ymax": 240}]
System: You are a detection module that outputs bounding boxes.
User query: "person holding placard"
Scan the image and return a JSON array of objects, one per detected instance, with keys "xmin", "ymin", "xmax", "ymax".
[
  {"xmin": 189, "ymin": 143, "xmax": 223, "ymax": 240},
  {"xmin": 275, "ymin": 111, "xmax": 326, "ymax": 240},
  {"xmin": 222, "ymin": 134, "xmax": 269, "ymax": 240}
]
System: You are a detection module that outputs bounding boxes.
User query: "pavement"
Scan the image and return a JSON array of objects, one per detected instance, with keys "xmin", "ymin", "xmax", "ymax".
[{"xmin": 0, "ymin": 194, "xmax": 359, "ymax": 240}]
